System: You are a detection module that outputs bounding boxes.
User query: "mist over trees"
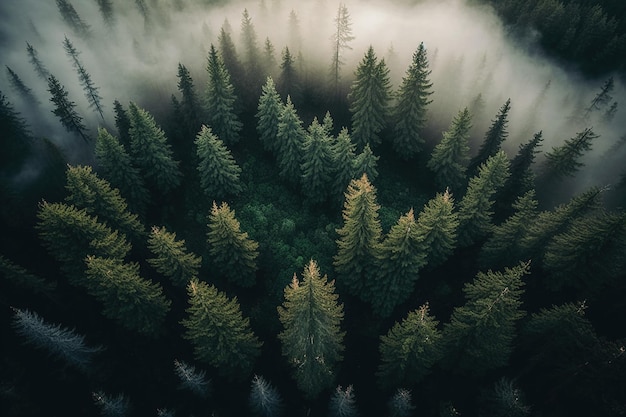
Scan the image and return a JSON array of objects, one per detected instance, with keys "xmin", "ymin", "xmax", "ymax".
[{"xmin": 1, "ymin": 0, "xmax": 626, "ymax": 416}]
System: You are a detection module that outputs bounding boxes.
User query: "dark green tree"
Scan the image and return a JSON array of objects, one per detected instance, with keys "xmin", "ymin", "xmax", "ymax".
[
  {"xmin": 207, "ymin": 201, "xmax": 259, "ymax": 287},
  {"xmin": 113, "ymin": 100, "xmax": 132, "ymax": 149},
  {"xmin": 415, "ymin": 189, "xmax": 458, "ymax": 268},
  {"xmin": 329, "ymin": 3, "xmax": 355, "ymax": 96},
  {"xmin": 262, "ymin": 37, "xmax": 277, "ymax": 77},
  {"xmin": 26, "ymin": 42, "xmax": 50, "ymax": 81},
  {"xmin": 0, "ymin": 92, "xmax": 32, "ymax": 175},
  {"xmin": 0, "ymin": 255, "xmax": 56, "ymax": 295},
  {"xmin": 300, "ymin": 118, "xmax": 335, "ymax": 204},
  {"xmin": 542, "ymin": 128, "xmax": 598, "ymax": 180},
  {"xmin": 147, "ymin": 226, "xmax": 202, "ymax": 288},
  {"xmin": 6, "ymin": 66, "xmax": 38, "ymax": 104},
  {"xmin": 204, "ymin": 44, "xmax": 242, "ymax": 146},
  {"xmin": 62, "ymin": 36, "xmax": 104, "ymax": 121},
  {"xmin": 218, "ymin": 25, "xmax": 245, "ymax": 92},
  {"xmin": 256, "ymin": 76, "xmax": 283, "ymax": 152},
  {"xmin": 584, "ymin": 77, "xmax": 614, "ymax": 119},
  {"xmin": 176, "ymin": 63, "xmax": 202, "ymax": 139},
  {"xmin": 468, "ymin": 99, "xmax": 511, "ymax": 176},
  {"xmin": 353, "ymin": 143, "xmax": 379, "ymax": 182},
  {"xmin": 277, "ymin": 47, "xmax": 298, "ymax": 100},
  {"xmin": 348, "ymin": 46, "xmax": 391, "ymax": 149},
  {"xmin": 195, "ymin": 125, "xmax": 242, "ymax": 200},
  {"xmin": 55, "ymin": 0, "xmax": 90, "ymax": 38},
  {"xmin": 329, "ymin": 385, "xmax": 357, "ymax": 417},
  {"xmin": 276, "ymin": 95, "xmax": 306, "ymax": 181},
  {"xmin": 240, "ymin": 8, "xmax": 263, "ymax": 95},
  {"xmin": 278, "ymin": 260, "xmax": 345, "ymax": 399},
  {"xmin": 378, "ymin": 303, "xmax": 442, "ymax": 388},
  {"xmin": 47, "ymin": 75, "xmax": 90, "ymax": 142},
  {"xmin": 390, "ymin": 43, "xmax": 433, "ymax": 158},
  {"xmin": 182, "ymin": 279, "xmax": 261, "ymax": 378},
  {"xmin": 332, "ymin": 128, "xmax": 357, "ymax": 200}
]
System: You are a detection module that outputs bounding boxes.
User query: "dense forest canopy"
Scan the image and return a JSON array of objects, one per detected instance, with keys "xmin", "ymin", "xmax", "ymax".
[{"xmin": 1, "ymin": 0, "xmax": 625, "ymax": 416}]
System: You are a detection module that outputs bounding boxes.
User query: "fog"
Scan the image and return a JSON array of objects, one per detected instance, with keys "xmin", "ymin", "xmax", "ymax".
[{"xmin": 1, "ymin": 0, "xmax": 625, "ymax": 204}]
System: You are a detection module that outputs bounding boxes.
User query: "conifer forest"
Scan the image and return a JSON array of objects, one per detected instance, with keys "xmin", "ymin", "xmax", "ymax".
[{"xmin": 2, "ymin": 0, "xmax": 626, "ymax": 416}]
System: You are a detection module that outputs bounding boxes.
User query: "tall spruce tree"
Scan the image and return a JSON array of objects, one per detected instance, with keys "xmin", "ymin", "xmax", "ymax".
[
  {"xmin": 195, "ymin": 125, "xmax": 242, "ymax": 200},
  {"xmin": 256, "ymin": 76, "xmax": 283, "ymax": 152},
  {"xmin": 182, "ymin": 279, "xmax": 261, "ymax": 379},
  {"xmin": 62, "ymin": 36, "xmax": 104, "ymax": 121},
  {"xmin": 276, "ymin": 95, "xmax": 306, "ymax": 181},
  {"xmin": 95, "ymin": 0, "xmax": 114, "ymax": 27},
  {"xmin": 113, "ymin": 100, "xmax": 132, "ymax": 149},
  {"xmin": 262, "ymin": 37, "xmax": 277, "ymax": 77},
  {"xmin": 0, "ymin": 92, "xmax": 32, "ymax": 175},
  {"xmin": 55, "ymin": 0, "xmax": 90, "ymax": 38},
  {"xmin": 147, "ymin": 226, "xmax": 202, "ymax": 288},
  {"xmin": 542, "ymin": 128, "xmax": 597, "ymax": 180},
  {"xmin": 277, "ymin": 47, "xmax": 298, "ymax": 100},
  {"xmin": 390, "ymin": 43, "xmax": 433, "ymax": 158},
  {"xmin": 47, "ymin": 75, "xmax": 90, "ymax": 142},
  {"xmin": 218, "ymin": 25, "xmax": 245, "ymax": 92},
  {"xmin": 427, "ymin": 108, "xmax": 472, "ymax": 193},
  {"xmin": 204, "ymin": 44, "xmax": 242, "ymax": 146},
  {"xmin": 300, "ymin": 118, "xmax": 336, "ymax": 204},
  {"xmin": 468, "ymin": 99, "xmax": 511, "ymax": 176},
  {"xmin": 348, "ymin": 46, "xmax": 391, "ymax": 149},
  {"xmin": 207, "ymin": 201, "xmax": 259, "ymax": 287},
  {"xmin": 128, "ymin": 102, "xmax": 181, "ymax": 195},
  {"xmin": 176, "ymin": 63, "xmax": 202, "ymax": 139},
  {"xmin": 378, "ymin": 303, "xmax": 442, "ymax": 388},
  {"xmin": 329, "ymin": 3, "xmax": 355, "ymax": 96},
  {"xmin": 441, "ymin": 263, "xmax": 528, "ymax": 373},
  {"xmin": 353, "ymin": 144, "xmax": 379, "ymax": 182},
  {"xmin": 26, "ymin": 42, "xmax": 50, "ymax": 81},
  {"xmin": 415, "ymin": 189, "xmax": 459, "ymax": 268},
  {"xmin": 332, "ymin": 128, "xmax": 357, "ymax": 200},
  {"xmin": 240, "ymin": 9, "xmax": 263, "ymax": 97},
  {"xmin": 278, "ymin": 260, "xmax": 345, "ymax": 399},
  {"xmin": 334, "ymin": 174, "xmax": 382, "ymax": 299},
  {"xmin": 6, "ymin": 66, "xmax": 38, "ymax": 104}
]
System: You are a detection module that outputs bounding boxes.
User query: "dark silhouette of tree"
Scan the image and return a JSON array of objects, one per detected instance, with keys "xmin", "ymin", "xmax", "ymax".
[
  {"xmin": 300, "ymin": 118, "xmax": 335, "ymax": 203},
  {"xmin": 0, "ymin": 92, "xmax": 32, "ymax": 175},
  {"xmin": 542, "ymin": 127, "xmax": 597, "ymax": 180},
  {"xmin": 218, "ymin": 24, "xmax": 245, "ymax": 94},
  {"xmin": 195, "ymin": 125, "xmax": 242, "ymax": 200},
  {"xmin": 277, "ymin": 47, "xmax": 298, "ymax": 100},
  {"xmin": 287, "ymin": 10, "xmax": 302, "ymax": 53},
  {"xmin": 26, "ymin": 42, "xmax": 50, "ymax": 81},
  {"xmin": 329, "ymin": 3, "xmax": 355, "ymax": 96},
  {"xmin": 256, "ymin": 76, "xmax": 283, "ymax": 152},
  {"xmin": 468, "ymin": 99, "xmax": 511, "ymax": 176},
  {"xmin": 276, "ymin": 95, "xmax": 306, "ymax": 181},
  {"xmin": 147, "ymin": 226, "xmax": 201, "ymax": 288},
  {"xmin": 332, "ymin": 128, "xmax": 357, "ymax": 200},
  {"xmin": 175, "ymin": 63, "xmax": 202, "ymax": 139},
  {"xmin": 262, "ymin": 38, "xmax": 277, "ymax": 77},
  {"xmin": 47, "ymin": 75, "xmax": 90, "ymax": 142},
  {"xmin": 95, "ymin": 0, "xmax": 114, "ymax": 27},
  {"xmin": 416, "ymin": 189, "xmax": 458, "ymax": 268},
  {"xmin": 240, "ymin": 8, "xmax": 263, "ymax": 96},
  {"xmin": 55, "ymin": 0, "xmax": 90, "ymax": 38},
  {"xmin": 5, "ymin": 66, "xmax": 38, "ymax": 104},
  {"xmin": 63, "ymin": 36, "xmax": 105, "ymax": 121},
  {"xmin": 584, "ymin": 77, "xmax": 614, "ymax": 119}
]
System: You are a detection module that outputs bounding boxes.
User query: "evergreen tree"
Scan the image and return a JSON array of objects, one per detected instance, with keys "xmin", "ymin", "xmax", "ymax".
[
  {"xmin": 262, "ymin": 38, "xmax": 277, "ymax": 76},
  {"xmin": 55, "ymin": 0, "xmax": 90, "ymax": 38},
  {"xmin": 300, "ymin": 118, "xmax": 335, "ymax": 204},
  {"xmin": 84, "ymin": 256, "xmax": 171, "ymax": 336},
  {"xmin": 584, "ymin": 77, "xmax": 614, "ymax": 119},
  {"xmin": 542, "ymin": 128, "xmax": 597, "ymax": 180},
  {"xmin": 95, "ymin": 0, "xmax": 114, "ymax": 27},
  {"xmin": 277, "ymin": 47, "xmax": 298, "ymax": 100},
  {"xmin": 480, "ymin": 378, "xmax": 531, "ymax": 417},
  {"xmin": 256, "ymin": 76, "xmax": 283, "ymax": 152},
  {"xmin": 287, "ymin": 10, "xmax": 302, "ymax": 52},
  {"xmin": 94, "ymin": 127, "xmax": 149, "ymax": 215},
  {"xmin": 328, "ymin": 385, "xmax": 357, "ymax": 417},
  {"xmin": 390, "ymin": 43, "xmax": 433, "ymax": 158},
  {"xmin": 47, "ymin": 75, "xmax": 90, "ymax": 142},
  {"xmin": 218, "ymin": 25, "xmax": 245, "ymax": 92},
  {"xmin": 182, "ymin": 279, "xmax": 261, "ymax": 378},
  {"xmin": 415, "ymin": 189, "xmax": 458, "ymax": 268},
  {"xmin": 0, "ymin": 255, "xmax": 56, "ymax": 295},
  {"xmin": 12, "ymin": 308, "xmax": 102, "ymax": 370},
  {"xmin": 457, "ymin": 151, "xmax": 510, "ymax": 247},
  {"xmin": 353, "ymin": 144, "xmax": 379, "ymax": 182},
  {"xmin": 204, "ymin": 44, "xmax": 242, "ymax": 145},
  {"xmin": 207, "ymin": 201, "xmax": 259, "ymax": 287},
  {"xmin": 176, "ymin": 63, "xmax": 201, "ymax": 139},
  {"xmin": 368, "ymin": 209, "xmax": 426, "ymax": 317},
  {"xmin": 240, "ymin": 9, "xmax": 263, "ymax": 94},
  {"xmin": 334, "ymin": 174, "xmax": 382, "ymax": 298},
  {"xmin": 468, "ymin": 99, "xmax": 511, "ymax": 176},
  {"xmin": 249, "ymin": 375, "xmax": 283, "ymax": 417},
  {"xmin": 195, "ymin": 125, "xmax": 242, "ymax": 200},
  {"xmin": 278, "ymin": 260, "xmax": 345, "ymax": 399},
  {"xmin": 63, "ymin": 36, "xmax": 102, "ymax": 118},
  {"xmin": 348, "ymin": 46, "xmax": 391, "ymax": 149},
  {"xmin": 147, "ymin": 226, "xmax": 202, "ymax": 288},
  {"xmin": 378, "ymin": 303, "xmax": 442, "ymax": 388},
  {"xmin": 113, "ymin": 100, "xmax": 132, "ymax": 150},
  {"xmin": 5, "ymin": 66, "xmax": 38, "ymax": 104},
  {"xmin": 128, "ymin": 101, "xmax": 181, "ymax": 195},
  {"xmin": 388, "ymin": 389, "xmax": 415, "ymax": 417},
  {"xmin": 332, "ymin": 128, "xmax": 357, "ymax": 200},
  {"xmin": 427, "ymin": 108, "xmax": 472, "ymax": 192},
  {"xmin": 441, "ymin": 263, "xmax": 528, "ymax": 373},
  {"xmin": 330, "ymin": 3, "xmax": 355, "ymax": 96},
  {"xmin": 64, "ymin": 165, "xmax": 144, "ymax": 242},
  {"xmin": 0, "ymin": 92, "xmax": 32, "ymax": 175},
  {"xmin": 92, "ymin": 391, "xmax": 129, "ymax": 417},
  {"xmin": 276, "ymin": 95, "xmax": 306, "ymax": 181},
  {"xmin": 174, "ymin": 359, "xmax": 210, "ymax": 398},
  {"xmin": 26, "ymin": 42, "xmax": 50, "ymax": 81}
]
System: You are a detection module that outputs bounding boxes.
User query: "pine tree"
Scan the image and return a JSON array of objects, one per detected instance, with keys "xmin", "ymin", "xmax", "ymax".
[
  {"xmin": 480, "ymin": 378, "xmax": 531, "ymax": 417},
  {"xmin": 329, "ymin": 3, "xmax": 355, "ymax": 96},
  {"xmin": 353, "ymin": 144, "xmax": 379, "ymax": 182},
  {"xmin": 113, "ymin": 100, "xmax": 132, "ymax": 150},
  {"xmin": 390, "ymin": 43, "xmax": 433, "ymax": 158},
  {"xmin": 218, "ymin": 25, "xmax": 245, "ymax": 92},
  {"xmin": 415, "ymin": 189, "xmax": 458, "ymax": 268},
  {"xmin": 12, "ymin": 308, "xmax": 102, "ymax": 370},
  {"xmin": 204, "ymin": 44, "xmax": 242, "ymax": 145},
  {"xmin": 94, "ymin": 128, "xmax": 149, "ymax": 215},
  {"xmin": 378, "ymin": 303, "xmax": 442, "ymax": 388},
  {"xmin": 176, "ymin": 63, "xmax": 201, "ymax": 139},
  {"xmin": 84, "ymin": 256, "xmax": 171, "ymax": 336},
  {"xmin": 276, "ymin": 95, "xmax": 306, "ymax": 181},
  {"xmin": 128, "ymin": 102, "xmax": 181, "ymax": 195},
  {"xmin": 332, "ymin": 128, "xmax": 357, "ymax": 200},
  {"xmin": 256, "ymin": 76, "xmax": 283, "ymax": 152},
  {"xmin": 328, "ymin": 385, "xmax": 357, "ymax": 417},
  {"xmin": 584, "ymin": 77, "xmax": 614, "ymax": 119},
  {"xmin": 182, "ymin": 279, "xmax": 262, "ymax": 378},
  {"xmin": 174, "ymin": 359, "xmax": 211, "ymax": 398},
  {"xmin": 427, "ymin": 108, "xmax": 472, "ymax": 193},
  {"xmin": 195, "ymin": 125, "xmax": 242, "ymax": 200},
  {"xmin": 5, "ymin": 66, "xmax": 38, "ymax": 104},
  {"xmin": 92, "ymin": 391, "xmax": 129, "ymax": 417},
  {"xmin": 334, "ymin": 174, "xmax": 382, "ymax": 298},
  {"xmin": 64, "ymin": 165, "xmax": 144, "ymax": 242},
  {"xmin": 95, "ymin": 0, "xmax": 114, "ymax": 27},
  {"xmin": 148, "ymin": 226, "xmax": 202, "ymax": 288},
  {"xmin": 240, "ymin": 9, "xmax": 263, "ymax": 95},
  {"xmin": 278, "ymin": 260, "xmax": 345, "ymax": 399},
  {"xmin": 249, "ymin": 375, "xmax": 283, "ymax": 417},
  {"xmin": 368, "ymin": 209, "xmax": 426, "ymax": 317},
  {"xmin": 287, "ymin": 10, "xmax": 302, "ymax": 52},
  {"xmin": 348, "ymin": 46, "xmax": 391, "ymax": 149},
  {"xmin": 542, "ymin": 128, "xmax": 597, "ymax": 180},
  {"xmin": 207, "ymin": 201, "xmax": 259, "ymax": 287},
  {"xmin": 300, "ymin": 118, "xmax": 336, "ymax": 203},
  {"xmin": 388, "ymin": 389, "xmax": 415, "ymax": 417},
  {"xmin": 262, "ymin": 38, "xmax": 277, "ymax": 76},
  {"xmin": 277, "ymin": 47, "xmax": 298, "ymax": 100},
  {"xmin": 441, "ymin": 263, "xmax": 528, "ymax": 373},
  {"xmin": 47, "ymin": 75, "xmax": 90, "ymax": 142},
  {"xmin": 0, "ymin": 255, "xmax": 56, "ymax": 295},
  {"xmin": 457, "ymin": 151, "xmax": 510, "ymax": 247},
  {"xmin": 55, "ymin": 0, "xmax": 90, "ymax": 38},
  {"xmin": 468, "ymin": 99, "xmax": 511, "ymax": 176},
  {"xmin": 26, "ymin": 42, "xmax": 50, "ymax": 81}
]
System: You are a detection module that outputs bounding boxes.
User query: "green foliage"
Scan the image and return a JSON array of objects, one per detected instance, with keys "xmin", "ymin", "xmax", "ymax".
[
  {"xmin": 442, "ymin": 262, "xmax": 528, "ymax": 373},
  {"xmin": 543, "ymin": 128, "xmax": 597, "ymax": 180},
  {"xmin": 416, "ymin": 189, "xmax": 458, "ymax": 268},
  {"xmin": 332, "ymin": 128, "xmax": 357, "ymax": 200},
  {"xmin": 278, "ymin": 260, "xmax": 345, "ymax": 399},
  {"xmin": 148, "ymin": 226, "xmax": 201, "ymax": 288},
  {"xmin": 195, "ymin": 125, "xmax": 242, "ymax": 200},
  {"xmin": 390, "ymin": 42, "xmax": 433, "ymax": 158},
  {"xmin": 182, "ymin": 279, "xmax": 261, "ymax": 379},
  {"xmin": 330, "ymin": 3, "xmax": 355, "ymax": 93},
  {"xmin": 113, "ymin": 100, "xmax": 132, "ymax": 149},
  {"xmin": 207, "ymin": 201, "xmax": 259, "ymax": 287},
  {"xmin": 353, "ymin": 143, "xmax": 379, "ymax": 182},
  {"xmin": 468, "ymin": 99, "xmax": 511, "ymax": 175},
  {"xmin": 256, "ymin": 77, "xmax": 284, "ymax": 152},
  {"xmin": 85, "ymin": 256, "xmax": 171, "ymax": 336},
  {"xmin": 47, "ymin": 75, "xmax": 90, "ymax": 142},
  {"xmin": 176, "ymin": 63, "xmax": 202, "ymax": 138},
  {"xmin": 278, "ymin": 47, "xmax": 298, "ymax": 100},
  {"xmin": 378, "ymin": 303, "xmax": 442, "ymax": 388},
  {"xmin": 300, "ymin": 118, "xmax": 335, "ymax": 203},
  {"xmin": 276, "ymin": 95, "xmax": 306, "ymax": 181}
]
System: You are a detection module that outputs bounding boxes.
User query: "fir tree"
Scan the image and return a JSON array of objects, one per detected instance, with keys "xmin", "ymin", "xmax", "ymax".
[
  {"xmin": 330, "ymin": 3, "xmax": 355, "ymax": 96},
  {"xmin": 204, "ymin": 44, "xmax": 242, "ymax": 145},
  {"xmin": 457, "ymin": 151, "xmax": 510, "ymax": 247},
  {"xmin": 584, "ymin": 77, "xmax": 614, "ymax": 119},
  {"xmin": 207, "ymin": 201, "xmax": 259, "ymax": 287},
  {"xmin": 348, "ymin": 46, "xmax": 391, "ymax": 149},
  {"xmin": 378, "ymin": 303, "xmax": 442, "ymax": 388},
  {"xmin": 26, "ymin": 42, "xmax": 50, "ymax": 81},
  {"xmin": 249, "ymin": 375, "xmax": 283, "ymax": 417},
  {"xmin": 0, "ymin": 92, "xmax": 32, "ymax": 175},
  {"xmin": 0, "ymin": 255, "xmax": 56, "ymax": 295},
  {"xmin": 334, "ymin": 174, "xmax": 382, "ymax": 298},
  {"xmin": 47, "ymin": 75, "xmax": 90, "ymax": 142},
  {"xmin": 390, "ymin": 43, "xmax": 433, "ymax": 158},
  {"xmin": 128, "ymin": 102, "xmax": 181, "ymax": 195},
  {"xmin": 329, "ymin": 385, "xmax": 357, "ymax": 417},
  {"xmin": 278, "ymin": 260, "xmax": 345, "ymax": 399},
  {"xmin": 5, "ymin": 66, "xmax": 38, "ymax": 104},
  {"xmin": 480, "ymin": 378, "xmax": 531, "ymax": 417},
  {"xmin": 176, "ymin": 63, "xmax": 201, "ymax": 139},
  {"xmin": 468, "ymin": 99, "xmax": 511, "ymax": 176},
  {"xmin": 55, "ymin": 0, "xmax": 90, "ymax": 38},
  {"xmin": 92, "ymin": 391, "xmax": 129, "ymax": 417},
  {"xmin": 85, "ymin": 256, "xmax": 171, "ymax": 336},
  {"xmin": 427, "ymin": 108, "xmax": 472, "ymax": 193},
  {"xmin": 240, "ymin": 9, "xmax": 263, "ymax": 94},
  {"xmin": 415, "ymin": 189, "xmax": 458, "ymax": 268},
  {"xmin": 262, "ymin": 38, "xmax": 277, "ymax": 76},
  {"xmin": 300, "ymin": 118, "xmax": 335, "ymax": 204},
  {"xmin": 182, "ymin": 279, "xmax": 262, "ymax": 379},
  {"xmin": 287, "ymin": 10, "xmax": 302, "ymax": 52},
  {"xmin": 113, "ymin": 100, "xmax": 132, "ymax": 150},
  {"xmin": 353, "ymin": 144, "xmax": 379, "ymax": 182},
  {"xmin": 276, "ymin": 95, "xmax": 306, "ymax": 181},
  {"xmin": 542, "ymin": 128, "xmax": 597, "ymax": 180},
  {"xmin": 174, "ymin": 359, "xmax": 211, "ymax": 398},
  {"xmin": 148, "ymin": 226, "xmax": 202, "ymax": 288},
  {"xmin": 388, "ymin": 389, "xmax": 415, "ymax": 417},
  {"xmin": 256, "ymin": 76, "xmax": 283, "ymax": 152},
  {"xmin": 94, "ymin": 127, "xmax": 149, "ymax": 215},
  {"xmin": 277, "ymin": 47, "xmax": 298, "ymax": 100},
  {"xmin": 95, "ymin": 0, "xmax": 114, "ymax": 27},
  {"xmin": 332, "ymin": 128, "xmax": 357, "ymax": 200},
  {"xmin": 195, "ymin": 125, "xmax": 242, "ymax": 200},
  {"xmin": 218, "ymin": 25, "xmax": 245, "ymax": 92},
  {"xmin": 441, "ymin": 263, "xmax": 528, "ymax": 373}
]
